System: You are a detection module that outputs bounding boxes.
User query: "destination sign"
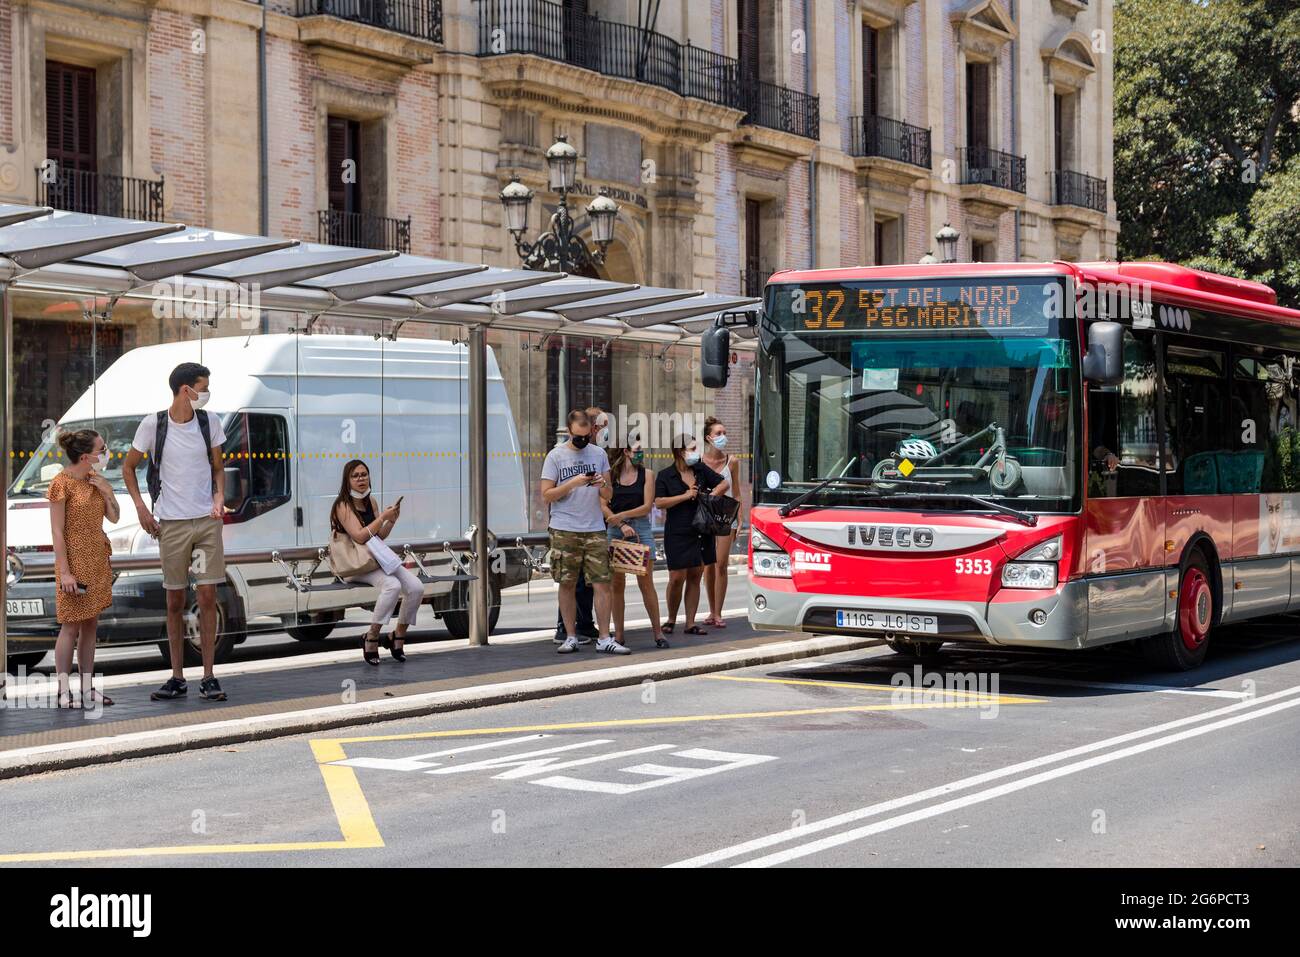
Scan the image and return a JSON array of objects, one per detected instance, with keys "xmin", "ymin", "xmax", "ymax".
[{"xmin": 768, "ymin": 279, "xmax": 1060, "ymax": 335}]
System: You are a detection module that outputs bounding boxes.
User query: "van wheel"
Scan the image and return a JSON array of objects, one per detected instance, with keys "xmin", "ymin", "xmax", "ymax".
[
  {"xmin": 1142, "ymin": 553, "xmax": 1213, "ymax": 671},
  {"xmin": 886, "ymin": 637, "xmax": 944, "ymax": 659},
  {"xmin": 286, "ymin": 623, "xmax": 336, "ymax": 642},
  {"xmin": 440, "ymin": 582, "xmax": 501, "ymax": 640},
  {"xmin": 157, "ymin": 590, "xmax": 244, "ymax": 667}
]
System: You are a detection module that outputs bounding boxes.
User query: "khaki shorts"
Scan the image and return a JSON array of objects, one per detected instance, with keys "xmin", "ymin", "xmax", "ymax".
[
  {"xmin": 549, "ymin": 528, "xmax": 611, "ymax": 586},
  {"xmin": 158, "ymin": 517, "xmax": 226, "ymax": 590}
]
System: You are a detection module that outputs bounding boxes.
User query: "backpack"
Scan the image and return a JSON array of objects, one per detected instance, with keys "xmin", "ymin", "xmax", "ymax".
[{"xmin": 145, "ymin": 409, "xmax": 215, "ymax": 508}]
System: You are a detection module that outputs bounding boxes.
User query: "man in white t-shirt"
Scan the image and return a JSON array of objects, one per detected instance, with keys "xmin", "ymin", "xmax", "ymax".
[{"xmin": 122, "ymin": 362, "xmax": 229, "ymax": 702}]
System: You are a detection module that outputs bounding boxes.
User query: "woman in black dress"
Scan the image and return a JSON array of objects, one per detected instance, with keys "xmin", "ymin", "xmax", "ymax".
[{"xmin": 654, "ymin": 432, "xmax": 726, "ymax": 636}]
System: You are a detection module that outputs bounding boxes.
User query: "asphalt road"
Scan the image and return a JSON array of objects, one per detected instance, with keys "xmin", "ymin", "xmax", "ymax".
[
  {"xmin": 2, "ymin": 619, "xmax": 1297, "ymax": 867},
  {"xmin": 17, "ymin": 566, "xmax": 751, "ymax": 676}
]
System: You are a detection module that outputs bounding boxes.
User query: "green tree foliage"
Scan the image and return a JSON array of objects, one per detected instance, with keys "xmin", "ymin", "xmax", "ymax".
[{"xmin": 1115, "ymin": 0, "xmax": 1300, "ymax": 304}]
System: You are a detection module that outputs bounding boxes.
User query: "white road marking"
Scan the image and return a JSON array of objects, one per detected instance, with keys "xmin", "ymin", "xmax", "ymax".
[
  {"xmin": 331, "ymin": 733, "xmax": 550, "ymax": 771},
  {"xmin": 739, "ymin": 693, "xmax": 1300, "ymax": 868},
  {"xmin": 666, "ymin": 682, "xmax": 1300, "ymax": 868},
  {"xmin": 532, "ymin": 748, "xmax": 778, "ymax": 795}
]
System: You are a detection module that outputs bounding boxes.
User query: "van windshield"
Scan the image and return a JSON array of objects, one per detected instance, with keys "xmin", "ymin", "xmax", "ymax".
[{"xmin": 6, "ymin": 415, "xmax": 229, "ymax": 497}]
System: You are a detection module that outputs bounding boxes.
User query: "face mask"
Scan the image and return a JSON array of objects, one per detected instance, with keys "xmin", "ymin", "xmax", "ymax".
[
  {"xmin": 349, "ymin": 488, "xmax": 369, "ymax": 499},
  {"xmin": 191, "ymin": 390, "xmax": 210, "ymax": 410},
  {"xmin": 597, "ymin": 428, "xmax": 611, "ymax": 446},
  {"xmin": 684, "ymin": 451, "xmax": 701, "ymax": 466},
  {"xmin": 711, "ymin": 434, "xmax": 728, "ymax": 450},
  {"xmin": 630, "ymin": 450, "xmax": 644, "ymax": 465},
  {"xmin": 570, "ymin": 433, "xmax": 590, "ymax": 450}
]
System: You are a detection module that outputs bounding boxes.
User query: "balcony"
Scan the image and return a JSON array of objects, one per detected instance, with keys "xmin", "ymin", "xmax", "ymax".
[
  {"xmin": 476, "ymin": 0, "xmax": 818, "ymax": 140},
  {"xmin": 36, "ymin": 168, "xmax": 165, "ymax": 222},
  {"xmin": 294, "ymin": 0, "xmax": 443, "ymax": 43},
  {"xmin": 318, "ymin": 209, "xmax": 411, "ymax": 252},
  {"xmin": 1052, "ymin": 169, "xmax": 1107, "ymax": 213},
  {"xmin": 741, "ymin": 264, "xmax": 772, "ymax": 298},
  {"xmin": 957, "ymin": 146, "xmax": 1026, "ymax": 193},
  {"xmin": 849, "ymin": 115, "xmax": 931, "ymax": 169}
]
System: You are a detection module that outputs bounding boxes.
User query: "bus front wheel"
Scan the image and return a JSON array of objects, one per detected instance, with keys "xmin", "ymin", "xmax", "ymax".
[{"xmin": 1141, "ymin": 554, "xmax": 1213, "ymax": 671}]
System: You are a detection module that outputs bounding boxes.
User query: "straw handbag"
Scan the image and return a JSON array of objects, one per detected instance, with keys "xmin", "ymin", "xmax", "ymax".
[
  {"xmin": 329, "ymin": 530, "xmax": 378, "ymax": 578},
  {"xmin": 609, "ymin": 539, "xmax": 651, "ymax": 576}
]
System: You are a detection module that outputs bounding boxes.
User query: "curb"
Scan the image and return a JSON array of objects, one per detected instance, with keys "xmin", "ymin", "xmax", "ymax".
[{"xmin": 0, "ymin": 633, "xmax": 882, "ymax": 779}]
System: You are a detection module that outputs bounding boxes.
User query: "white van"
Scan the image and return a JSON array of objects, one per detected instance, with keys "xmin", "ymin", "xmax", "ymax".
[{"xmin": 4, "ymin": 333, "xmax": 531, "ymax": 666}]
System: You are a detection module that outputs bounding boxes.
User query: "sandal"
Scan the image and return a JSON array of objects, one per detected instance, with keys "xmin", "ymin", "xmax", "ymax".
[
  {"xmin": 56, "ymin": 690, "xmax": 76, "ymax": 710},
  {"xmin": 654, "ymin": 635, "xmax": 670, "ymax": 649},
  {"xmin": 386, "ymin": 633, "xmax": 407, "ymax": 663},
  {"xmin": 81, "ymin": 688, "xmax": 114, "ymax": 708},
  {"xmin": 683, "ymin": 625, "xmax": 709, "ymax": 636},
  {"xmin": 661, "ymin": 621, "xmax": 676, "ymax": 635},
  {"xmin": 362, "ymin": 633, "xmax": 381, "ymax": 666}
]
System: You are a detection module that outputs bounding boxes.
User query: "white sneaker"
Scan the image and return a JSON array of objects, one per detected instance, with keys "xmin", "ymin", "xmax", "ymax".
[
  {"xmin": 557, "ymin": 636, "xmax": 581, "ymax": 654},
  {"xmin": 595, "ymin": 637, "xmax": 631, "ymax": 655}
]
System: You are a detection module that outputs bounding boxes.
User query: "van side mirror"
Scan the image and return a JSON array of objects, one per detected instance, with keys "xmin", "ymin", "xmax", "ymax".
[
  {"xmin": 701, "ymin": 321, "xmax": 731, "ymax": 389},
  {"xmin": 1082, "ymin": 321, "xmax": 1124, "ymax": 385}
]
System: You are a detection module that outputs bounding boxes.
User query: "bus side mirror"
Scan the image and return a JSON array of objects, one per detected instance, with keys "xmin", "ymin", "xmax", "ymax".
[
  {"xmin": 1082, "ymin": 321, "xmax": 1123, "ymax": 385},
  {"xmin": 701, "ymin": 321, "xmax": 731, "ymax": 389}
]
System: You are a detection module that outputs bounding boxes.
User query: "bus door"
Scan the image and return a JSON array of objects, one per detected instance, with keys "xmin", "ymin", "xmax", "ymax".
[
  {"xmin": 1084, "ymin": 329, "xmax": 1167, "ymax": 641},
  {"xmin": 1161, "ymin": 339, "xmax": 1236, "ymax": 613}
]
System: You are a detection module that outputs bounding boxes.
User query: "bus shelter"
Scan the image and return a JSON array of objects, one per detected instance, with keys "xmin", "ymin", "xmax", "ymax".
[{"xmin": 0, "ymin": 204, "xmax": 759, "ymax": 684}]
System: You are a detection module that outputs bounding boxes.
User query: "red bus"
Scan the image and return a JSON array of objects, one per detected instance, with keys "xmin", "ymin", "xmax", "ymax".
[{"xmin": 702, "ymin": 261, "xmax": 1300, "ymax": 671}]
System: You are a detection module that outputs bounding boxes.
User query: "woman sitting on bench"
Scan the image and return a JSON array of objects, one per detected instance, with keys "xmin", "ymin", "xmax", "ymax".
[{"xmin": 331, "ymin": 459, "xmax": 422, "ymax": 665}]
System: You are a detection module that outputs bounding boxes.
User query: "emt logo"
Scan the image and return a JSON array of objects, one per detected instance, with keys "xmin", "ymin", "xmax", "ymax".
[{"xmin": 791, "ymin": 549, "xmax": 832, "ymax": 572}]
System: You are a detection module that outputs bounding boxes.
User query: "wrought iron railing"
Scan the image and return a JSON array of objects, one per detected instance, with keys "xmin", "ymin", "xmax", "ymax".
[
  {"xmin": 742, "ymin": 265, "xmax": 771, "ymax": 298},
  {"xmin": 477, "ymin": 0, "xmax": 819, "ymax": 140},
  {"xmin": 957, "ymin": 145, "xmax": 1027, "ymax": 193},
  {"xmin": 849, "ymin": 114, "xmax": 931, "ymax": 169},
  {"xmin": 36, "ymin": 168, "xmax": 166, "ymax": 221},
  {"xmin": 1052, "ymin": 169, "xmax": 1107, "ymax": 212},
  {"xmin": 318, "ymin": 209, "xmax": 412, "ymax": 252},
  {"xmin": 295, "ymin": 0, "xmax": 443, "ymax": 43}
]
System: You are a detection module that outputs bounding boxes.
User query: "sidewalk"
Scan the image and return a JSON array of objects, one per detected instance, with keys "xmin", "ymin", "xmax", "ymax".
[{"xmin": 0, "ymin": 611, "xmax": 881, "ymax": 778}]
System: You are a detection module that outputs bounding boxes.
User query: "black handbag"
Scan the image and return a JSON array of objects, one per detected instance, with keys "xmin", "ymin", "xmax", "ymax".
[{"xmin": 692, "ymin": 492, "xmax": 740, "ymax": 536}]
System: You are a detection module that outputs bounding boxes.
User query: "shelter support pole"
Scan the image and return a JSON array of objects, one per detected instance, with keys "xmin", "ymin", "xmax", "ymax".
[{"xmin": 467, "ymin": 323, "xmax": 491, "ymax": 646}]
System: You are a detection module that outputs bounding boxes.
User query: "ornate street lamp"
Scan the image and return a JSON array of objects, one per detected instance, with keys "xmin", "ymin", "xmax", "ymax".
[
  {"xmin": 936, "ymin": 223, "xmax": 960, "ymax": 263},
  {"xmin": 918, "ymin": 251, "xmax": 938, "ymax": 265},
  {"xmin": 499, "ymin": 134, "xmax": 618, "ymax": 273}
]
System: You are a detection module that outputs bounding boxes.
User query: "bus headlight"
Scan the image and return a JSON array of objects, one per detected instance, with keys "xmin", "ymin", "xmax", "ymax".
[
  {"xmin": 751, "ymin": 528, "xmax": 792, "ymax": 579},
  {"xmin": 1001, "ymin": 561, "xmax": 1057, "ymax": 590}
]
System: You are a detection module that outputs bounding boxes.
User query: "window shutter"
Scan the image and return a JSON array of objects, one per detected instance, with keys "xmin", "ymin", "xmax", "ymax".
[
  {"xmin": 966, "ymin": 62, "xmax": 989, "ymax": 151},
  {"xmin": 863, "ymin": 26, "xmax": 879, "ymax": 118},
  {"xmin": 738, "ymin": 0, "xmax": 760, "ymax": 82}
]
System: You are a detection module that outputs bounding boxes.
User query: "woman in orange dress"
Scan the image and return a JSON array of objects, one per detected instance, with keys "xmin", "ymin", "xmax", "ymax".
[{"xmin": 47, "ymin": 429, "xmax": 119, "ymax": 709}]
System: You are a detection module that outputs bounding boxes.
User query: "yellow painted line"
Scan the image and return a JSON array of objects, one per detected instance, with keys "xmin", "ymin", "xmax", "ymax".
[
  {"xmin": 0, "ymin": 738, "xmax": 382, "ymax": 864},
  {"xmin": 322, "ymin": 697, "xmax": 1039, "ymax": 748},
  {"xmin": 704, "ymin": 673, "xmax": 1045, "ymax": 703}
]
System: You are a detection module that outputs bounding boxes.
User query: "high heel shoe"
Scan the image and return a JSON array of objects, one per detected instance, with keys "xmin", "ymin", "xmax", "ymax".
[
  {"xmin": 386, "ymin": 633, "xmax": 407, "ymax": 662},
  {"xmin": 362, "ymin": 634, "xmax": 381, "ymax": 666}
]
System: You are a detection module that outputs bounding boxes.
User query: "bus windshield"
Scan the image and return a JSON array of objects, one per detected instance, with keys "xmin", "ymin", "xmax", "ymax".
[{"xmin": 754, "ymin": 275, "xmax": 1080, "ymax": 512}]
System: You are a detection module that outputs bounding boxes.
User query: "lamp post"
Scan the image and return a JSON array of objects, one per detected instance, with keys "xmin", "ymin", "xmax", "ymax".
[
  {"xmin": 936, "ymin": 223, "xmax": 960, "ymax": 264},
  {"xmin": 918, "ymin": 251, "xmax": 938, "ymax": 265},
  {"xmin": 499, "ymin": 135, "xmax": 619, "ymax": 274}
]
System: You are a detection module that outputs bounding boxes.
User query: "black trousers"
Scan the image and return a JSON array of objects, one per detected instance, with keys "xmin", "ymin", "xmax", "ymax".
[{"xmin": 556, "ymin": 570, "xmax": 595, "ymax": 632}]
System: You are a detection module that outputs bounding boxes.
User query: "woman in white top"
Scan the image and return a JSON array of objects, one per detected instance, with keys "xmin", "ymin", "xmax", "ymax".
[
  {"xmin": 331, "ymin": 459, "xmax": 422, "ymax": 665},
  {"xmin": 700, "ymin": 416, "xmax": 741, "ymax": 628}
]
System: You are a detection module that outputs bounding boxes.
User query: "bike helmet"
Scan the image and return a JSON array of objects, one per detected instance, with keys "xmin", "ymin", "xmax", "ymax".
[{"xmin": 897, "ymin": 438, "xmax": 937, "ymax": 461}]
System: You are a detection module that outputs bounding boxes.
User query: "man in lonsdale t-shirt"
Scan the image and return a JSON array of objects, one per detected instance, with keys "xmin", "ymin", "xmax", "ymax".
[{"xmin": 540, "ymin": 409, "xmax": 630, "ymax": 655}]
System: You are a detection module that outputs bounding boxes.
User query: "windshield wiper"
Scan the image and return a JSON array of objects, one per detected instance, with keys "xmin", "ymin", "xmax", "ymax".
[
  {"xmin": 778, "ymin": 476, "xmax": 943, "ymax": 517},
  {"xmin": 885, "ymin": 491, "xmax": 1038, "ymax": 526}
]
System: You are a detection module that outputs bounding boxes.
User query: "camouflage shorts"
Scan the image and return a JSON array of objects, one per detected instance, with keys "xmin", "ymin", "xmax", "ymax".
[{"xmin": 548, "ymin": 528, "xmax": 611, "ymax": 585}]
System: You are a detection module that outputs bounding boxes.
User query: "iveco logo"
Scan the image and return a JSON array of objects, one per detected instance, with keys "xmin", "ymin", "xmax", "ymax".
[{"xmin": 846, "ymin": 525, "xmax": 935, "ymax": 548}]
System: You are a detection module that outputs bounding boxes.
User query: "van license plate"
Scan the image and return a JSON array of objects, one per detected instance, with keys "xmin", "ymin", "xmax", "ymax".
[
  {"xmin": 5, "ymin": 598, "xmax": 44, "ymax": 616},
  {"xmin": 835, "ymin": 609, "xmax": 937, "ymax": 634}
]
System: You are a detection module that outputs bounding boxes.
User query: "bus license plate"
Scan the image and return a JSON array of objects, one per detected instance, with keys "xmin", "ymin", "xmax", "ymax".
[
  {"xmin": 836, "ymin": 609, "xmax": 938, "ymax": 635},
  {"xmin": 5, "ymin": 598, "xmax": 44, "ymax": 617}
]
